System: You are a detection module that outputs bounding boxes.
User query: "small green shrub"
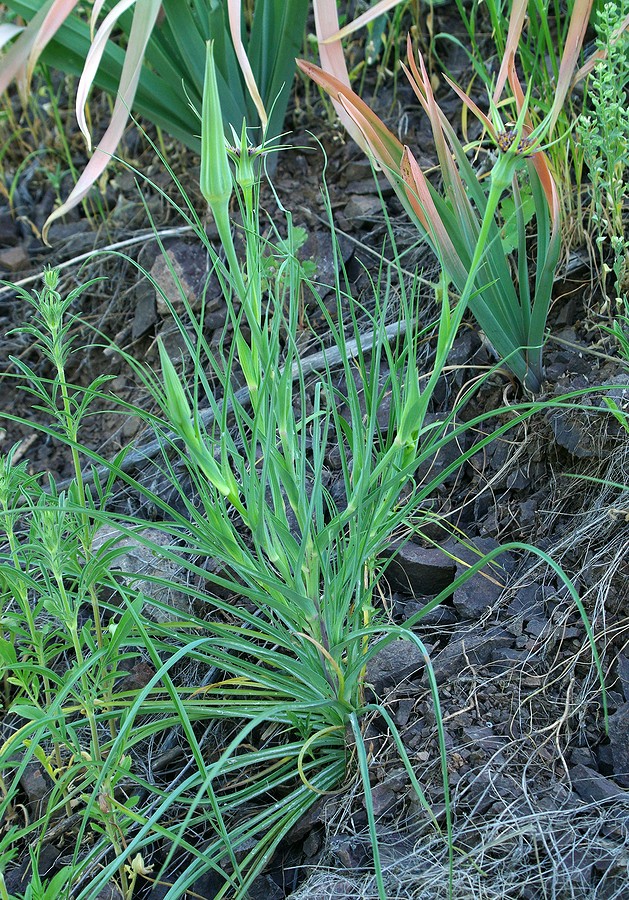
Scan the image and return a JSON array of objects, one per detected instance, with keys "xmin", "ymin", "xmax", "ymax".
[{"xmin": 578, "ymin": 0, "xmax": 629, "ymax": 306}]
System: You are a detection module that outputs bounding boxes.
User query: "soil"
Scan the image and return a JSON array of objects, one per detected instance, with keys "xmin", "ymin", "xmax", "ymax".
[{"xmin": 1, "ymin": 13, "xmax": 628, "ymax": 899}]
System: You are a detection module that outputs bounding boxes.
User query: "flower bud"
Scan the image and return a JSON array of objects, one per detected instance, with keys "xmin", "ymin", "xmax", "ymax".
[{"xmin": 200, "ymin": 41, "xmax": 233, "ymax": 212}]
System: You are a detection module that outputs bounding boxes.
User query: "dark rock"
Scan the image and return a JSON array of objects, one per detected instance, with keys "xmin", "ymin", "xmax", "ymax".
[
  {"xmin": 506, "ymin": 582, "xmax": 548, "ymax": 618},
  {"xmin": 462, "ymin": 725, "xmax": 508, "ymax": 759},
  {"xmin": 339, "ymin": 364, "xmax": 393, "ymax": 432},
  {"xmin": 247, "ymin": 874, "xmax": 284, "ymax": 900},
  {"xmin": 344, "ymin": 176, "xmax": 391, "ymax": 196},
  {"xmin": 490, "ymin": 647, "xmax": 541, "ymax": 669},
  {"xmin": 402, "ymin": 599, "xmax": 457, "ymax": 626},
  {"xmin": 459, "ymin": 768, "xmax": 521, "ymax": 817},
  {"xmin": 616, "ymin": 653, "xmax": 629, "ymax": 702},
  {"xmin": 569, "ymin": 747, "xmax": 597, "ymax": 768},
  {"xmin": 0, "ymin": 210, "xmax": 19, "ymax": 246},
  {"xmin": 342, "ymin": 159, "xmax": 374, "ymax": 181},
  {"xmin": 189, "ymin": 869, "xmax": 223, "ymax": 897},
  {"xmin": 330, "ymin": 836, "xmax": 370, "ymax": 869},
  {"xmin": 286, "ymin": 800, "xmax": 325, "ymax": 843},
  {"xmin": 385, "ymin": 535, "xmax": 514, "ymax": 617},
  {"xmin": 3, "ymin": 844, "xmax": 62, "ymax": 895},
  {"xmin": 604, "ymin": 374, "xmax": 629, "ymax": 405},
  {"xmin": 570, "ymin": 763, "xmax": 627, "ymax": 803},
  {"xmin": 447, "ymin": 328, "xmax": 483, "ymax": 369},
  {"xmin": 427, "ymin": 627, "xmax": 513, "ymax": 683},
  {"xmin": 343, "ymin": 194, "xmax": 382, "ymax": 222},
  {"xmin": 159, "ymin": 324, "xmax": 196, "ymax": 360},
  {"xmin": 45, "ymin": 219, "xmax": 92, "ymax": 244},
  {"xmin": 300, "ymin": 230, "xmax": 353, "ymax": 297},
  {"xmin": 415, "ymin": 413, "xmax": 468, "ymax": 488},
  {"xmin": 547, "ymin": 402, "xmax": 622, "ymax": 459},
  {"xmin": 0, "ymin": 243, "xmax": 29, "ymax": 272},
  {"xmin": 381, "ymin": 541, "xmax": 456, "ymax": 596},
  {"xmin": 20, "ymin": 762, "xmax": 53, "ymax": 816},
  {"xmin": 367, "ymin": 782, "xmax": 398, "ymax": 817},
  {"xmin": 366, "ymin": 638, "xmax": 427, "ymax": 695},
  {"xmin": 204, "ymin": 307, "xmax": 227, "ymax": 331},
  {"xmin": 147, "ymin": 884, "xmax": 170, "ymax": 899},
  {"xmin": 94, "ymin": 885, "xmax": 124, "ymax": 900},
  {"xmin": 302, "ymin": 830, "xmax": 321, "ymax": 857},
  {"xmin": 448, "ymin": 538, "xmax": 516, "ymax": 618},
  {"xmin": 607, "ymin": 702, "xmax": 629, "ymax": 787},
  {"xmin": 394, "ymin": 698, "xmax": 415, "ymax": 727},
  {"xmin": 115, "ymin": 660, "xmax": 155, "ymax": 693},
  {"xmin": 132, "ymin": 282, "xmax": 158, "ymax": 339},
  {"xmin": 525, "ymin": 617, "xmax": 548, "ymax": 637},
  {"xmin": 150, "ymin": 240, "xmax": 211, "ymax": 316}
]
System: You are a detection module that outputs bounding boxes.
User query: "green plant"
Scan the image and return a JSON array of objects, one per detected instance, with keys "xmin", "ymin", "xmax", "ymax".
[
  {"xmin": 299, "ymin": 0, "xmax": 615, "ymax": 392},
  {"xmin": 447, "ymin": 0, "xmax": 583, "ymax": 124},
  {"xmin": 0, "ymin": 202, "xmax": 450, "ymax": 899},
  {"xmin": 0, "ymin": 269, "xmax": 163, "ymax": 897},
  {"xmin": 0, "ymin": 0, "xmax": 409, "ymax": 240},
  {"xmin": 578, "ymin": 0, "xmax": 629, "ymax": 304},
  {"xmin": 298, "ymin": 52, "xmax": 555, "ymax": 391},
  {"xmin": 5, "ymin": 849, "xmax": 74, "ymax": 900},
  {"xmin": 74, "ymin": 47, "xmax": 607, "ymax": 895},
  {"xmin": 0, "ymin": 212, "xmax": 608, "ymax": 900},
  {"xmin": 600, "ymin": 297, "xmax": 629, "ymax": 363},
  {"xmin": 444, "ymin": 1, "xmax": 629, "ymax": 252},
  {"xmin": 0, "ymin": 0, "xmax": 310, "ymax": 238},
  {"xmin": 0, "ymin": 49, "xmax": 607, "ymax": 896}
]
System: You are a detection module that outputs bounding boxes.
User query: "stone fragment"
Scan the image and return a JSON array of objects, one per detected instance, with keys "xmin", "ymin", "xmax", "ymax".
[
  {"xmin": 20, "ymin": 762, "xmax": 52, "ymax": 815},
  {"xmin": 382, "ymin": 536, "xmax": 514, "ymax": 618},
  {"xmin": 330, "ymin": 836, "xmax": 370, "ymax": 869},
  {"xmin": 93, "ymin": 525, "xmax": 192, "ymax": 622},
  {"xmin": 0, "ymin": 210, "xmax": 19, "ymax": 246},
  {"xmin": 394, "ymin": 698, "xmax": 415, "ymax": 727},
  {"xmin": 569, "ymin": 747, "xmax": 597, "ymax": 768},
  {"xmin": 343, "ymin": 194, "xmax": 383, "ymax": 222},
  {"xmin": 607, "ymin": 701, "xmax": 629, "ymax": 787},
  {"xmin": 525, "ymin": 617, "xmax": 549, "ymax": 637},
  {"xmin": 457, "ymin": 768, "xmax": 521, "ymax": 817},
  {"xmin": 285, "ymin": 800, "xmax": 325, "ymax": 843},
  {"xmin": 427, "ymin": 627, "xmax": 513, "ymax": 683},
  {"xmin": 381, "ymin": 542, "xmax": 456, "ymax": 596},
  {"xmin": 366, "ymin": 638, "xmax": 427, "ymax": 695},
  {"xmin": 302, "ymin": 829, "xmax": 321, "ymax": 857},
  {"xmin": 548, "ymin": 401, "xmax": 623, "ymax": 459},
  {"xmin": 506, "ymin": 468, "xmax": 530, "ymax": 489},
  {"xmin": 150, "ymin": 240, "xmax": 210, "ymax": 316},
  {"xmin": 506, "ymin": 582, "xmax": 547, "ymax": 618},
  {"xmin": 93, "ymin": 886, "xmax": 124, "ymax": 900},
  {"xmin": 604, "ymin": 374, "xmax": 629, "ymax": 405},
  {"xmin": 570, "ymin": 763, "xmax": 627, "ymax": 803},
  {"xmin": 299, "ymin": 230, "xmax": 353, "ymax": 298},
  {"xmin": 401, "ymin": 599, "xmax": 457, "ymax": 626},
  {"xmin": 490, "ymin": 647, "xmax": 541, "ymax": 669},
  {"xmin": 448, "ymin": 537, "xmax": 515, "ymax": 618},
  {"xmin": 367, "ymin": 782, "xmax": 398, "ymax": 817},
  {"xmin": 616, "ymin": 653, "xmax": 629, "ymax": 702},
  {"xmin": 132, "ymin": 282, "xmax": 158, "ymax": 339},
  {"xmin": 3, "ymin": 845, "xmax": 61, "ymax": 896},
  {"xmin": 247, "ymin": 874, "xmax": 284, "ymax": 900},
  {"xmin": 415, "ymin": 413, "xmax": 468, "ymax": 488},
  {"xmin": 462, "ymin": 725, "xmax": 508, "ymax": 759},
  {"xmin": 0, "ymin": 243, "xmax": 29, "ymax": 271},
  {"xmin": 115, "ymin": 660, "xmax": 156, "ymax": 693}
]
